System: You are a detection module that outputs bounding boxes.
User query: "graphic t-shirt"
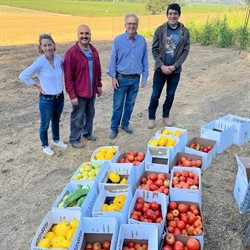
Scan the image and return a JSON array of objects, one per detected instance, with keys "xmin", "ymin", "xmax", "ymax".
[
  {"xmin": 165, "ymin": 25, "xmax": 180, "ymax": 66},
  {"xmin": 81, "ymin": 48, "xmax": 93, "ymax": 95}
]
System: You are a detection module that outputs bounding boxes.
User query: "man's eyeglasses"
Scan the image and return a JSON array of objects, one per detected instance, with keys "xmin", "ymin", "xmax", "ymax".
[{"xmin": 126, "ymin": 23, "xmax": 138, "ymax": 26}]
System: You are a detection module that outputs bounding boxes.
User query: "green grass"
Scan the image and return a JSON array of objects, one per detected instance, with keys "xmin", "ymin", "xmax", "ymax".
[{"xmin": 0, "ymin": 0, "xmax": 245, "ymax": 16}]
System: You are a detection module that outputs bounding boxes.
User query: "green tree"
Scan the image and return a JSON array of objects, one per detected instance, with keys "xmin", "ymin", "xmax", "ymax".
[{"xmin": 145, "ymin": 0, "xmax": 171, "ymax": 15}]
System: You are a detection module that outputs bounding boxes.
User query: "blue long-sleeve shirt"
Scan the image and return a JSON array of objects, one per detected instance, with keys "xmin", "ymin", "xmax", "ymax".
[
  {"xmin": 108, "ymin": 32, "xmax": 149, "ymax": 83},
  {"xmin": 19, "ymin": 54, "xmax": 64, "ymax": 95}
]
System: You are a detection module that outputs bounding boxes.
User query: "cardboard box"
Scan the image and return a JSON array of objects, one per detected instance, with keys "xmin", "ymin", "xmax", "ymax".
[
  {"xmin": 116, "ymin": 152, "xmax": 145, "ymax": 182},
  {"xmin": 160, "ymin": 233, "xmax": 203, "ymax": 250},
  {"xmin": 116, "ymin": 224, "xmax": 158, "ymax": 250},
  {"xmin": 145, "ymin": 147, "xmax": 170, "ymax": 173},
  {"xmin": 170, "ymin": 152, "xmax": 203, "ymax": 171},
  {"xmin": 165, "ymin": 201, "xmax": 204, "ymax": 249},
  {"xmin": 155, "ymin": 126, "xmax": 188, "ymax": 152},
  {"xmin": 98, "ymin": 162, "xmax": 136, "ymax": 194},
  {"xmin": 90, "ymin": 146, "xmax": 120, "ymax": 163},
  {"xmin": 136, "ymin": 171, "xmax": 170, "ymax": 204},
  {"xmin": 128, "ymin": 189, "xmax": 168, "ymax": 247},
  {"xmin": 184, "ymin": 137, "xmax": 217, "ymax": 170},
  {"xmin": 80, "ymin": 217, "xmax": 118, "ymax": 250},
  {"xmin": 70, "ymin": 161, "xmax": 108, "ymax": 184},
  {"xmin": 170, "ymin": 167, "xmax": 202, "ymax": 204},
  {"xmin": 31, "ymin": 210, "xmax": 83, "ymax": 250},
  {"xmin": 233, "ymin": 154, "xmax": 250, "ymax": 213},
  {"xmin": 92, "ymin": 185, "xmax": 133, "ymax": 226},
  {"xmin": 219, "ymin": 114, "xmax": 250, "ymax": 146},
  {"xmin": 201, "ymin": 119, "xmax": 234, "ymax": 154},
  {"xmin": 148, "ymin": 134, "xmax": 181, "ymax": 165},
  {"xmin": 52, "ymin": 181, "xmax": 99, "ymax": 217}
]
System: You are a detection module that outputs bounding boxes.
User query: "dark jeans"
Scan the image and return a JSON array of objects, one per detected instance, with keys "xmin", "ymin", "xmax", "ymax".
[
  {"xmin": 70, "ymin": 95, "xmax": 95, "ymax": 143},
  {"xmin": 39, "ymin": 93, "xmax": 64, "ymax": 147},
  {"xmin": 111, "ymin": 75, "xmax": 140, "ymax": 131},
  {"xmin": 148, "ymin": 70, "xmax": 180, "ymax": 120}
]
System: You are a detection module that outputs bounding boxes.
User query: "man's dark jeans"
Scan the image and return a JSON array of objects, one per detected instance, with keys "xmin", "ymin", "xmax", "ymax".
[{"xmin": 148, "ymin": 70, "xmax": 180, "ymax": 120}]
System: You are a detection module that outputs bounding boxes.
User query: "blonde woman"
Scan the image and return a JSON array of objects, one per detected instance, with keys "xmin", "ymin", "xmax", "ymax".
[{"xmin": 19, "ymin": 34, "xmax": 68, "ymax": 155}]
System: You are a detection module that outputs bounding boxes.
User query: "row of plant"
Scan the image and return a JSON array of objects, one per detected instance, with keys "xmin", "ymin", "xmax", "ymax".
[{"xmin": 141, "ymin": 14, "xmax": 250, "ymax": 49}]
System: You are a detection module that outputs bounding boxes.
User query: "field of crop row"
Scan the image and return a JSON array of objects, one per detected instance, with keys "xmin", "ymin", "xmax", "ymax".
[
  {"xmin": 1, "ymin": 4, "xmax": 248, "ymax": 47},
  {"xmin": 0, "ymin": 0, "xmax": 246, "ymax": 16}
]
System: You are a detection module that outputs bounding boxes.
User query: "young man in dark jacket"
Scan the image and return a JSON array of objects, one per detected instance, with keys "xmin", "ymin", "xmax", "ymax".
[{"xmin": 148, "ymin": 3, "xmax": 190, "ymax": 128}]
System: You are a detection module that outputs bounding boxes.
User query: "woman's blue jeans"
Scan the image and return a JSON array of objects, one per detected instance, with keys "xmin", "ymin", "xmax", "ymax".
[
  {"xmin": 39, "ymin": 93, "xmax": 64, "ymax": 147},
  {"xmin": 111, "ymin": 75, "xmax": 140, "ymax": 132},
  {"xmin": 148, "ymin": 70, "xmax": 180, "ymax": 120}
]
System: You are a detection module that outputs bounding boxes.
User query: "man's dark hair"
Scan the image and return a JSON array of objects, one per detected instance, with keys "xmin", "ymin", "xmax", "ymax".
[{"xmin": 167, "ymin": 3, "xmax": 181, "ymax": 15}]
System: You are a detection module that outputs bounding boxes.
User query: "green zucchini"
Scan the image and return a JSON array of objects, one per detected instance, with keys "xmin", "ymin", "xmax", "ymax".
[
  {"xmin": 63, "ymin": 188, "xmax": 89, "ymax": 208},
  {"xmin": 76, "ymin": 196, "xmax": 86, "ymax": 207}
]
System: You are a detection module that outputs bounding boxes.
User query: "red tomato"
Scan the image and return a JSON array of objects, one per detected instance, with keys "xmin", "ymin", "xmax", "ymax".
[
  {"xmin": 157, "ymin": 173, "xmax": 166, "ymax": 180},
  {"xmin": 165, "ymin": 233, "xmax": 175, "ymax": 245},
  {"xmin": 173, "ymin": 227, "xmax": 181, "ymax": 234},
  {"xmin": 149, "ymin": 184, "xmax": 158, "ymax": 191},
  {"xmin": 150, "ymin": 201, "xmax": 159, "ymax": 211},
  {"xmin": 188, "ymin": 213, "xmax": 196, "ymax": 224},
  {"xmin": 168, "ymin": 220, "xmax": 177, "ymax": 228},
  {"xmin": 136, "ymin": 154, "xmax": 144, "ymax": 162},
  {"xmin": 189, "ymin": 205, "xmax": 198, "ymax": 212},
  {"xmin": 126, "ymin": 154, "xmax": 135, "ymax": 162},
  {"xmin": 169, "ymin": 201, "xmax": 178, "ymax": 211},
  {"xmin": 136, "ymin": 197, "xmax": 144, "ymax": 204},
  {"xmin": 167, "ymin": 212, "xmax": 174, "ymax": 221},
  {"xmin": 146, "ymin": 209, "xmax": 155, "ymax": 219},
  {"xmin": 180, "ymin": 157, "xmax": 187, "ymax": 163},
  {"xmin": 186, "ymin": 238, "xmax": 200, "ymax": 250},
  {"xmin": 102, "ymin": 240, "xmax": 111, "ymax": 250},
  {"xmin": 173, "ymin": 240, "xmax": 185, "ymax": 250},
  {"xmin": 193, "ymin": 220, "xmax": 203, "ymax": 229},
  {"xmin": 129, "ymin": 150, "xmax": 137, "ymax": 157},
  {"xmin": 178, "ymin": 204, "xmax": 187, "ymax": 213},
  {"xmin": 154, "ymin": 209, "xmax": 161, "ymax": 217},
  {"xmin": 195, "ymin": 160, "xmax": 202, "ymax": 167},
  {"xmin": 177, "ymin": 220, "xmax": 186, "ymax": 230},
  {"xmin": 148, "ymin": 173, "xmax": 157, "ymax": 182},
  {"xmin": 134, "ymin": 203, "xmax": 143, "ymax": 211},
  {"xmin": 127, "ymin": 241, "xmax": 135, "ymax": 248},
  {"xmin": 155, "ymin": 217, "xmax": 163, "ymax": 223},
  {"xmin": 193, "ymin": 227, "xmax": 203, "ymax": 236}
]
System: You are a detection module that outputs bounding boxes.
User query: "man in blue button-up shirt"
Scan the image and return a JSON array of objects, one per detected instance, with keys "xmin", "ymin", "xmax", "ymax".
[{"xmin": 108, "ymin": 13, "xmax": 149, "ymax": 139}]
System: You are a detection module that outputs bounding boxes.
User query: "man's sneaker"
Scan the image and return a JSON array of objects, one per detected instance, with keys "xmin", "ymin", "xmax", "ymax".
[
  {"xmin": 163, "ymin": 117, "xmax": 173, "ymax": 127},
  {"xmin": 109, "ymin": 130, "xmax": 118, "ymax": 139},
  {"xmin": 53, "ymin": 140, "xmax": 68, "ymax": 149},
  {"xmin": 148, "ymin": 119, "xmax": 155, "ymax": 129},
  {"xmin": 83, "ymin": 134, "xmax": 97, "ymax": 141},
  {"xmin": 71, "ymin": 141, "xmax": 85, "ymax": 148},
  {"xmin": 121, "ymin": 126, "xmax": 133, "ymax": 134},
  {"xmin": 43, "ymin": 146, "xmax": 54, "ymax": 156}
]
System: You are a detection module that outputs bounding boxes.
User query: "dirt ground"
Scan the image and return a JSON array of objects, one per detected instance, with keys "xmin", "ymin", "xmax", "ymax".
[{"xmin": 0, "ymin": 38, "xmax": 250, "ymax": 250}]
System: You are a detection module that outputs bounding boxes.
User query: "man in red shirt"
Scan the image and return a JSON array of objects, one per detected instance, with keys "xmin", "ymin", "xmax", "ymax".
[{"xmin": 64, "ymin": 24, "xmax": 103, "ymax": 148}]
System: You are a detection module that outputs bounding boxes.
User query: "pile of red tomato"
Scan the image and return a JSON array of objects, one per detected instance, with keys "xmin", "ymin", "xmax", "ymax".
[
  {"xmin": 162, "ymin": 233, "xmax": 200, "ymax": 250},
  {"xmin": 122, "ymin": 241, "xmax": 148, "ymax": 250},
  {"xmin": 85, "ymin": 240, "xmax": 111, "ymax": 250},
  {"xmin": 172, "ymin": 170, "xmax": 199, "ymax": 190},
  {"xmin": 137, "ymin": 172, "xmax": 170, "ymax": 195},
  {"xmin": 189, "ymin": 143, "xmax": 213, "ymax": 153},
  {"xmin": 118, "ymin": 150, "xmax": 145, "ymax": 166},
  {"xmin": 176, "ymin": 157, "xmax": 202, "ymax": 168},
  {"xmin": 166, "ymin": 201, "xmax": 203, "ymax": 236},
  {"xmin": 130, "ymin": 197, "xmax": 163, "ymax": 223}
]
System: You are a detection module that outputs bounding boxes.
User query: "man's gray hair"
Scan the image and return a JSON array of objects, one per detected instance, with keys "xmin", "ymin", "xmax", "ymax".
[{"xmin": 125, "ymin": 13, "xmax": 139, "ymax": 24}]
